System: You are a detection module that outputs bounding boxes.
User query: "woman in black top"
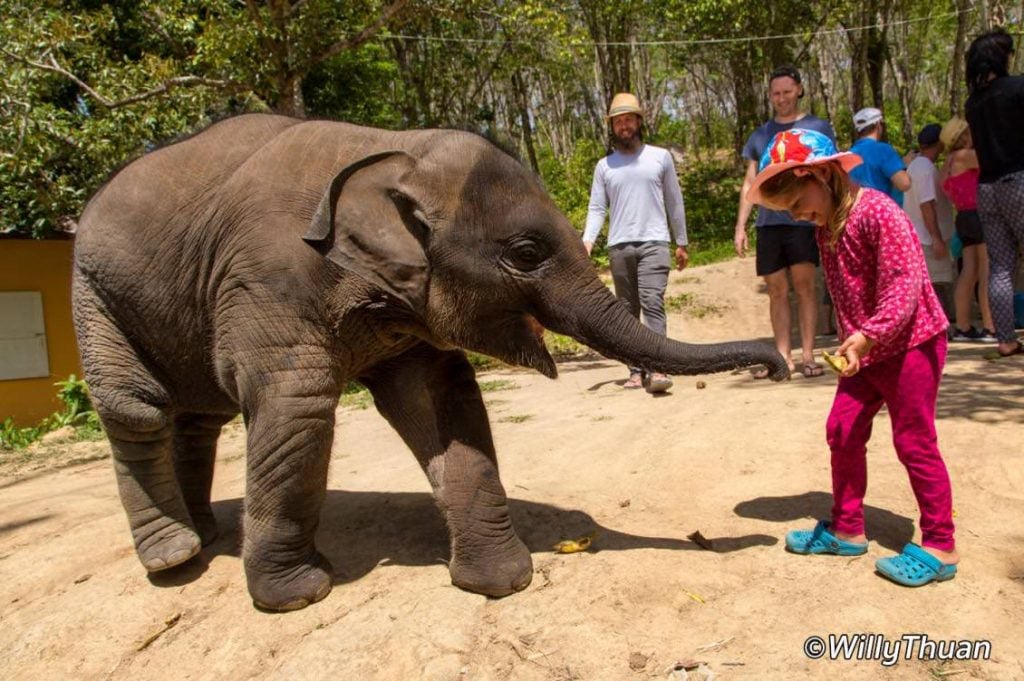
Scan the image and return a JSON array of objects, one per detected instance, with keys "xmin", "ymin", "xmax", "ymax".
[{"xmin": 965, "ymin": 28, "xmax": 1024, "ymax": 357}]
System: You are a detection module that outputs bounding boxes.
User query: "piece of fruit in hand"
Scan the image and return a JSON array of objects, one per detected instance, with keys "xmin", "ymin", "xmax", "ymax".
[{"xmin": 822, "ymin": 350, "xmax": 848, "ymax": 373}]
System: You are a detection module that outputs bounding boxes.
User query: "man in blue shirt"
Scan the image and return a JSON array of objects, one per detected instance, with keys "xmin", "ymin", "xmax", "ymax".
[
  {"xmin": 734, "ymin": 64, "xmax": 835, "ymax": 379},
  {"xmin": 848, "ymin": 107, "xmax": 911, "ymax": 206}
]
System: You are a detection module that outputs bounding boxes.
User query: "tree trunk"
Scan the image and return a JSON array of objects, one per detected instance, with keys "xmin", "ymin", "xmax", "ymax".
[
  {"xmin": 950, "ymin": 0, "xmax": 971, "ymax": 115},
  {"xmin": 512, "ymin": 72, "xmax": 540, "ymax": 174},
  {"xmin": 730, "ymin": 45, "xmax": 760, "ymax": 156}
]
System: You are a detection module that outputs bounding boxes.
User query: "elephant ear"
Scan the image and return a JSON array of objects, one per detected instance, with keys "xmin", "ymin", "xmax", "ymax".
[{"xmin": 303, "ymin": 151, "xmax": 429, "ymax": 313}]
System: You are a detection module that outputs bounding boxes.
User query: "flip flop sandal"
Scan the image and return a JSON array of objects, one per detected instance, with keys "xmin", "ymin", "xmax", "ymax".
[
  {"xmin": 802, "ymin": 362, "xmax": 824, "ymax": 377},
  {"xmin": 983, "ymin": 341, "xmax": 1024, "ymax": 361},
  {"xmin": 875, "ymin": 543, "xmax": 957, "ymax": 586},
  {"xmin": 785, "ymin": 520, "xmax": 868, "ymax": 556},
  {"xmin": 623, "ymin": 373, "xmax": 644, "ymax": 389},
  {"xmin": 645, "ymin": 374, "xmax": 673, "ymax": 393}
]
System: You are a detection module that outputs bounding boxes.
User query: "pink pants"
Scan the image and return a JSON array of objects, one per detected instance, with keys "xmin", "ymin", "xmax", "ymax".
[{"xmin": 827, "ymin": 333, "xmax": 955, "ymax": 551}]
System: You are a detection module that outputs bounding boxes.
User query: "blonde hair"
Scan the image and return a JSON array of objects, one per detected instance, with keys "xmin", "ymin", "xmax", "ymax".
[{"xmin": 758, "ymin": 161, "xmax": 856, "ymax": 248}]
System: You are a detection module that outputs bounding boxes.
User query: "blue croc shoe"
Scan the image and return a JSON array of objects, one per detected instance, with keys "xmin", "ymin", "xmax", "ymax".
[
  {"xmin": 785, "ymin": 520, "xmax": 869, "ymax": 556},
  {"xmin": 875, "ymin": 543, "xmax": 958, "ymax": 586}
]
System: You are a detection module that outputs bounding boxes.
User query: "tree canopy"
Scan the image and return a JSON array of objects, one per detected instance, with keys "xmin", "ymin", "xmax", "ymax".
[{"xmin": 1, "ymin": 0, "xmax": 1019, "ymax": 239}]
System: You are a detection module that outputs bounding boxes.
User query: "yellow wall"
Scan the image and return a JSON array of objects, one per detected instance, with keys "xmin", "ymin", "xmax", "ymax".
[{"xmin": 0, "ymin": 238, "xmax": 81, "ymax": 425}]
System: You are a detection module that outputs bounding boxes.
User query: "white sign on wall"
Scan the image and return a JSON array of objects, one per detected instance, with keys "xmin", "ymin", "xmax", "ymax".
[{"xmin": 0, "ymin": 291, "xmax": 51, "ymax": 381}]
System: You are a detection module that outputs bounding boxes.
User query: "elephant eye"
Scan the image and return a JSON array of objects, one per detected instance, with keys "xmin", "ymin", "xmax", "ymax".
[{"xmin": 502, "ymin": 236, "xmax": 550, "ymax": 272}]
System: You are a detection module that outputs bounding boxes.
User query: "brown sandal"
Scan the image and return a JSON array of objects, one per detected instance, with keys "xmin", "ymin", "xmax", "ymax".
[{"xmin": 802, "ymin": 362, "xmax": 824, "ymax": 378}]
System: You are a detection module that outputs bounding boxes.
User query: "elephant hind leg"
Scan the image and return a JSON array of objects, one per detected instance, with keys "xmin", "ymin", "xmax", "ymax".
[
  {"xmin": 108, "ymin": 423, "xmax": 202, "ymax": 571},
  {"xmin": 173, "ymin": 413, "xmax": 234, "ymax": 547},
  {"xmin": 74, "ymin": 278, "xmax": 200, "ymax": 571}
]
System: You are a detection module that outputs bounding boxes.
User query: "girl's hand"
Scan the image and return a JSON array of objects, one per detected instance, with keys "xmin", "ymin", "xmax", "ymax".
[{"xmin": 837, "ymin": 331, "xmax": 875, "ymax": 377}]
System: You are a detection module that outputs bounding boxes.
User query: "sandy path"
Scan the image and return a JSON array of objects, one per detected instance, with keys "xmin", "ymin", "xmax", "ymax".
[{"xmin": 2, "ymin": 257, "xmax": 1022, "ymax": 680}]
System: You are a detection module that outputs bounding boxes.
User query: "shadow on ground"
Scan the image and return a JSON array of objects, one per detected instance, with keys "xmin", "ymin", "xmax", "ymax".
[
  {"xmin": 149, "ymin": 492, "xmax": 777, "ymax": 589},
  {"xmin": 734, "ymin": 490, "xmax": 915, "ymax": 552}
]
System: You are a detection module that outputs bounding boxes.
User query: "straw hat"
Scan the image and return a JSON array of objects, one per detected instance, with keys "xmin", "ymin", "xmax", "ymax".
[
  {"xmin": 940, "ymin": 117, "xmax": 969, "ymax": 150},
  {"xmin": 746, "ymin": 128, "xmax": 863, "ymax": 206},
  {"xmin": 606, "ymin": 93, "xmax": 643, "ymax": 120}
]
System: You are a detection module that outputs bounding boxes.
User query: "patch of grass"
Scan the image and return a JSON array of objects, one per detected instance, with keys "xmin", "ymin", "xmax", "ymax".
[
  {"xmin": 338, "ymin": 383, "xmax": 374, "ymax": 410},
  {"xmin": 499, "ymin": 414, "xmax": 533, "ymax": 424},
  {"xmin": 689, "ymin": 299, "xmax": 726, "ymax": 318},
  {"xmin": 339, "ymin": 392, "xmax": 373, "ymax": 410},
  {"xmin": 664, "ymin": 292, "xmax": 695, "ymax": 312},
  {"xmin": 664, "ymin": 293, "xmax": 725, "ymax": 318},
  {"xmin": 545, "ymin": 333, "xmax": 592, "ymax": 358},
  {"xmin": 591, "ymin": 415, "xmax": 613, "ymax": 422},
  {"xmin": 73, "ymin": 427, "xmax": 107, "ymax": 443},
  {"xmin": 1, "ymin": 419, "xmax": 45, "ymax": 450},
  {"xmin": 687, "ymin": 239, "xmax": 740, "ymax": 267},
  {"xmin": 478, "ymin": 379, "xmax": 518, "ymax": 393},
  {"xmin": 1, "ymin": 375, "xmax": 103, "ymax": 452},
  {"xmin": 466, "ymin": 351, "xmax": 504, "ymax": 371}
]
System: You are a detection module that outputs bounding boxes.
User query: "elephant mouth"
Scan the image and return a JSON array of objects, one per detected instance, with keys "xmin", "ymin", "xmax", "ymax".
[
  {"xmin": 515, "ymin": 314, "xmax": 557, "ymax": 378},
  {"xmin": 525, "ymin": 314, "xmax": 545, "ymax": 343}
]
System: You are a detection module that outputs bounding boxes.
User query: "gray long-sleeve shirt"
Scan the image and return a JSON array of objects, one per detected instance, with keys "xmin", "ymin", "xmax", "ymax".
[{"xmin": 583, "ymin": 144, "xmax": 688, "ymax": 247}]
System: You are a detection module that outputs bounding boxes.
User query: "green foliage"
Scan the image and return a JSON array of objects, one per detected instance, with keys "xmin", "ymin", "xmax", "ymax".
[
  {"xmin": 544, "ymin": 333, "xmax": 592, "ymax": 358},
  {"xmin": 537, "ymin": 137, "xmax": 605, "ymax": 234},
  {"xmin": 0, "ymin": 375, "xmax": 102, "ymax": 451},
  {"xmin": 664, "ymin": 292, "xmax": 724, "ymax": 318},
  {"xmin": 0, "ymin": 0, "xmax": 993, "ymax": 244},
  {"xmin": 0, "ymin": 418, "xmax": 46, "ymax": 450},
  {"xmin": 338, "ymin": 390, "xmax": 374, "ymax": 411},
  {"xmin": 677, "ymin": 157, "xmax": 746, "ymax": 264},
  {"xmin": 466, "ymin": 352, "xmax": 502, "ymax": 371},
  {"xmin": 478, "ymin": 379, "xmax": 518, "ymax": 392}
]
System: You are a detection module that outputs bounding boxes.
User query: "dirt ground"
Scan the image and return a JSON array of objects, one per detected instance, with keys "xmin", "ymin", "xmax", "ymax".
[{"xmin": 2, "ymin": 257, "xmax": 1023, "ymax": 681}]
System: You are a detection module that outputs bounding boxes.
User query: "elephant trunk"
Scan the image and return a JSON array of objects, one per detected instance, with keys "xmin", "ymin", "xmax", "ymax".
[{"xmin": 536, "ymin": 270, "xmax": 790, "ymax": 380}]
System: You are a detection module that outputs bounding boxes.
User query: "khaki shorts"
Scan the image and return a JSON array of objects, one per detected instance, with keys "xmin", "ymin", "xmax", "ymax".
[{"xmin": 923, "ymin": 244, "xmax": 955, "ymax": 284}]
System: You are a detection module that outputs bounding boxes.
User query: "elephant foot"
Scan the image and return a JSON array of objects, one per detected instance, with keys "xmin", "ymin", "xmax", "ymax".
[
  {"xmin": 188, "ymin": 508, "xmax": 219, "ymax": 547},
  {"xmin": 247, "ymin": 551, "xmax": 334, "ymax": 612},
  {"xmin": 449, "ymin": 536, "xmax": 533, "ymax": 597},
  {"xmin": 136, "ymin": 523, "xmax": 202, "ymax": 572}
]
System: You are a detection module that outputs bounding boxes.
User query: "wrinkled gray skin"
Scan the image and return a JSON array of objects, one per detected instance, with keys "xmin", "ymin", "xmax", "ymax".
[{"xmin": 73, "ymin": 114, "xmax": 788, "ymax": 611}]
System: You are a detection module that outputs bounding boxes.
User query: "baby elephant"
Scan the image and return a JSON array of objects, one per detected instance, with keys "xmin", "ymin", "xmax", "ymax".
[{"xmin": 73, "ymin": 114, "xmax": 787, "ymax": 610}]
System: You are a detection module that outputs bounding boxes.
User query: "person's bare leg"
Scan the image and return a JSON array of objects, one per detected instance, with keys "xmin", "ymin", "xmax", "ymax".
[
  {"xmin": 954, "ymin": 245, "xmax": 979, "ymax": 331},
  {"xmin": 764, "ymin": 269, "xmax": 795, "ymax": 372},
  {"xmin": 977, "ymin": 245, "xmax": 995, "ymax": 332},
  {"xmin": 790, "ymin": 262, "xmax": 819, "ymax": 368}
]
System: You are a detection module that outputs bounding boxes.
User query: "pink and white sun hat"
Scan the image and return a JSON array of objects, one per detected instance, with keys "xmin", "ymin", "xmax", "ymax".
[{"xmin": 746, "ymin": 128, "xmax": 862, "ymax": 206}]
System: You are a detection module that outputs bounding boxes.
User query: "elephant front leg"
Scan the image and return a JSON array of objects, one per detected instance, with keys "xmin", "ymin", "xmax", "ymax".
[
  {"xmin": 365, "ymin": 346, "xmax": 532, "ymax": 597},
  {"xmin": 241, "ymin": 392, "xmax": 337, "ymax": 611}
]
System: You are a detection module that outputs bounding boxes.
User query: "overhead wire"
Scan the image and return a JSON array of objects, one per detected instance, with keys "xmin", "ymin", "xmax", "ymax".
[{"xmin": 373, "ymin": 7, "xmax": 976, "ymax": 47}]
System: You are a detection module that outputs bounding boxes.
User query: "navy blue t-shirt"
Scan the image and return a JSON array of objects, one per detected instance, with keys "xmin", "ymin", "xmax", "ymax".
[
  {"xmin": 849, "ymin": 137, "xmax": 906, "ymax": 207},
  {"xmin": 742, "ymin": 115, "xmax": 836, "ymax": 227}
]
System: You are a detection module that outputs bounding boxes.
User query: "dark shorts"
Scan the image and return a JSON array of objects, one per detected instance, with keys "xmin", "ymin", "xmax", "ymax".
[
  {"xmin": 954, "ymin": 209, "xmax": 984, "ymax": 247},
  {"xmin": 755, "ymin": 224, "xmax": 820, "ymax": 276}
]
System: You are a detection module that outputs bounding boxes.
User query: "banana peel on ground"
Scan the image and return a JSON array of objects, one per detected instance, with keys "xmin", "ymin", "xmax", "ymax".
[{"xmin": 553, "ymin": 531, "xmax": 598, "ymax": 554}]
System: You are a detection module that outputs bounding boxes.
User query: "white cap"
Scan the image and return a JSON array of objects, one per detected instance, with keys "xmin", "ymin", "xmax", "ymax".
[{"xmin": 853, "ymin": 107, "xmax": 884, "ymax": 132}]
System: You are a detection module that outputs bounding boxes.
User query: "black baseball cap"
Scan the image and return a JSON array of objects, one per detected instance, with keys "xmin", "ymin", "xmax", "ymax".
[
  {"xmin": 769, "ymin": 64, "xmax": 802, "ymax": 84},
  {"xmin": 917, "ymin": 123, "xmax": 942, "ymax": 147}
]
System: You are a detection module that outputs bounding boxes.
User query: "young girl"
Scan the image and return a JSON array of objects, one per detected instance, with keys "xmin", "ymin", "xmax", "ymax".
[{"xmin": 747, "ymin": 128, "xmax": 959, "ymax": 586}]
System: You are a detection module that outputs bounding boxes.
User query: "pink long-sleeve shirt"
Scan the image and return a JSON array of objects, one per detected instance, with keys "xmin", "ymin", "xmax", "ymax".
[{"xmin": 817, "ymin": 188, "xmax": 948, "ymax": 368}]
